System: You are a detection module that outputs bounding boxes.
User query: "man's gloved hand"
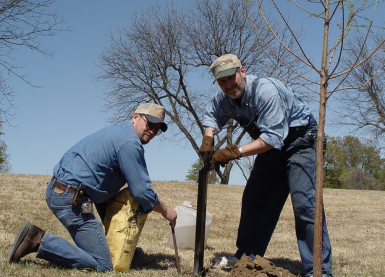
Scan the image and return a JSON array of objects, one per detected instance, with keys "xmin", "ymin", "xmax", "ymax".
[
  {"xmin": 212, "ymin": 145, "xmax": 242, "ymax": 169},
  {"xmin": 199, "ymin": 135, "xmax": 215, "ymax": 160}
]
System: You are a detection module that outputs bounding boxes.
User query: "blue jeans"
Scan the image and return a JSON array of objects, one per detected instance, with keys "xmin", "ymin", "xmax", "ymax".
[
  {"xmin": 235, "ymin": 127, "xmax": 333, "ymax": 276},
  {"xmin": 36, "ymin": 181, "xmax": 112, "ymax": 272}
]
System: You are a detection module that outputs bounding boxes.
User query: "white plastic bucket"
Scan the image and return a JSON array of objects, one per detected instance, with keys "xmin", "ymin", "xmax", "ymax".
[{"xmin": 168, "ymin": 201, "xmax": 212, "ymax": 251}]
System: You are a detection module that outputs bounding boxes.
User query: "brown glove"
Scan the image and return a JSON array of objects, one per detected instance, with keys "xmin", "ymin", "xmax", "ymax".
[
  {"xmin": 212, "ymin": 145, "xmax": 242, "ymax": 168},
  {"xmin": 199, "ymin": 135, "xmax": 215, "ymax": 160}
]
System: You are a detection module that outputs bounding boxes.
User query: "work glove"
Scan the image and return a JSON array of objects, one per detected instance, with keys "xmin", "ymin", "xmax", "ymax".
[
  {"xmin": 211, "ymin": 145, "xmax": 242, "ymax": 169},
  {"xmin": 199, "ymin": 135, "xmax": 215, "ymax": 161}
]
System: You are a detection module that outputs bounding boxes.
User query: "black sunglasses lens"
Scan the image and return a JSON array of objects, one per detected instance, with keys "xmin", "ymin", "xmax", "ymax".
[
  {"xmin": 141, "ymin": 115, "xmax": 160, "ymax": 132},
  {"xmin": 147, "ymin": 121, "xmax": 157, "ymax": 130}
]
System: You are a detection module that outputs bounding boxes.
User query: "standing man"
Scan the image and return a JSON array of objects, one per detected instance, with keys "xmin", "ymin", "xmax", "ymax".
[
  {"xmin": 8, "ymin": 103, "xmax": 177, "ymax": 272},
  {"xmin": 200, "ymin": 54, "xmax": 333, "ymax": 277}
]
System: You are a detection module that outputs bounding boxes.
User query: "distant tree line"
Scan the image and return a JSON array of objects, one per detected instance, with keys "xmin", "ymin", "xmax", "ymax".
[{"xmin": 323, "ymin": 135, "xmax": 384, "ymax": 190}]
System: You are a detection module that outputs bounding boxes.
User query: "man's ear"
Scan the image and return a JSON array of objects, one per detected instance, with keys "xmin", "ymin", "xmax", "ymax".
[
  {"xmin": 131, "ymin": 112, "xmax": 140, "ymax": 124},
  {"xmin": 240, "ymin": 66, "xmax": 246, "ymax": 78}
]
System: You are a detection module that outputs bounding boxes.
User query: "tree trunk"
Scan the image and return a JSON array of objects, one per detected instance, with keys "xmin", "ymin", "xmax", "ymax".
[
  {"xmin": 208, "ymin": 170, "xmax": 217, "ymax": 184},
  {"xmin": 313, "ymin": 1, "xmax": 330, "ymax": 276},
  {"xmin": 218, "ymin": 161, "xmax": 234, "ymax": 184}
]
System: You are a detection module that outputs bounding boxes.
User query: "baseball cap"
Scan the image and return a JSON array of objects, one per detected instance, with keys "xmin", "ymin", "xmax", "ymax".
[
  {"xmin": 210, "ymin": 54, "xmax": 241, "ymax": 83},
  {"xmin": 135, "ymin": 103, "xmax": 168, "ymax": 132}
]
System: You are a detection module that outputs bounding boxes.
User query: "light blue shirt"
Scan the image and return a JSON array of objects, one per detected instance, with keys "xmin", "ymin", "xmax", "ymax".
[
  {"xmin": 202, "ymin": 75, "xmax": 313, "ymax": 150},
  {"xmin": 53, "ymin": 120, "xmax": 159, "ymax": 215}
]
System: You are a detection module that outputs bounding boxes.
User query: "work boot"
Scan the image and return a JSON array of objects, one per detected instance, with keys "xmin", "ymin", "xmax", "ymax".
[
  {"xmin": 134, "ymin": 247, "xmax": 144, "ymax": 258},
  {"xmin": 8, "ymin": 221, "xmax": 46, "ymax": 263}
]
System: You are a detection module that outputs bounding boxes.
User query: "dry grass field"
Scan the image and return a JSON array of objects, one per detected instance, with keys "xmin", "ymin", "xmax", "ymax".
[{"xmin": 1, "ymin": 173, "xmax": 384, "ymax": 276}]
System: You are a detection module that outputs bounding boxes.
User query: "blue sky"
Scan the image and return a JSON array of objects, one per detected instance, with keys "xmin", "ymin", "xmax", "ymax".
[
  {"xmin": 2, "ymin": 0, "xmax": 226, "ymax": 183},
  {"xmin": 2, "ymin": 0, "xmax": 384, "ymax": 185}
]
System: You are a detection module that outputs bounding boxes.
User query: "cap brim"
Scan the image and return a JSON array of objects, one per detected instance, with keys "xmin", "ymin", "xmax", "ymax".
[
  {"xmin": 213, "ymin": 68, "xmax": 238, "ymax": 83},
  {"xmin": 144, "ymin": 114, "xmax": 168, "ymax": 132}
]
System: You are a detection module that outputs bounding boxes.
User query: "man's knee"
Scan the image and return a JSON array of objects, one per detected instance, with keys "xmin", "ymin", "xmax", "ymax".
[{"xmin": 293, "ymin": 202, "xmax": 315, "ymax": 223}]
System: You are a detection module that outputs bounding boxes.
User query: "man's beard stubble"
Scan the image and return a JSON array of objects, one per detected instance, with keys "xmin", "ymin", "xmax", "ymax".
[{"xmin": 225, "ymin": 77, "xmax": 246, "ymax": 99}]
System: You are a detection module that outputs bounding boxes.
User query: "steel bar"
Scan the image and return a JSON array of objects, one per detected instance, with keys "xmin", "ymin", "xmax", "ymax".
[
  {"xmin": 170, "ymin": 224, "xmax": 181, "ymax": 275},
  {"xmin": 193, "ymin": 161, "xmax": 210, "ymax": 276}
]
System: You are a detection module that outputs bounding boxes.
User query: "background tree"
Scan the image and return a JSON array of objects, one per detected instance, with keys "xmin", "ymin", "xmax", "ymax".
[
  {"xmin": 323, "ymin": 136, "xmax": 345, "ymax": 188},
  {"xmin": 0, "ymin": 140, "xmax": 11, "ymax": 173},
  {"xmin": 97, "ymin": 0, "xmax": 303, "ymax": 184},
  {"xmin": 324, "ymin": 135, "xmax": 385, "ymax": 190},
  {"xmin": 185, "ymin": 159, "xmax": 219, "ymax": 184},
  {"xmin": 0, "ymin": 118, "xmax": 11, "ymax": 173},
  {"xmin": 0, "ymin": 0, "xmax": 67, "ymax": 121},
  {"xmin": 333, "ymin": 30, "xmax": 385, "ymax": 143},
  {"xmin": 243, "ymin": 0, "xmax": 385, "ymax": 274}
]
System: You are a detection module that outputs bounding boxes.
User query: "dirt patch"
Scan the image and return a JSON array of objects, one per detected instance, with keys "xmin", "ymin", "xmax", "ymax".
[{"xmin": 227, "ymin": 255, "xmax": 297, "ymax": 277}]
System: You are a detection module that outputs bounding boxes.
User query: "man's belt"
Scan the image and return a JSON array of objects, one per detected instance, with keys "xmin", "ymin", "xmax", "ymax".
[
  {"xmin": 51, "ymin": 177, "xmax": 77, "ymax": 194},
  {"xmin": 51, "ymin": 177, "xmax": 87, "ymax": 206}
]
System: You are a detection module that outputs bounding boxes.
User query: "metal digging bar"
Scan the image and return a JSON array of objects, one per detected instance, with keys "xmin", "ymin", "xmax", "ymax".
[
  {"xmin": 193, "ymin": 158, "xmax": 211, "ymax": 276},
  {"xmin": 170, "ymin": 224, "xmax": 182, "ymax": 275}
]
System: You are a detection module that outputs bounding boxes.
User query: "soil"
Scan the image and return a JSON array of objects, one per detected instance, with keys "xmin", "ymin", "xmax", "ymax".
[{"xmin": 227, "ymin": 255, "xmax": 297, "ymax": 277}]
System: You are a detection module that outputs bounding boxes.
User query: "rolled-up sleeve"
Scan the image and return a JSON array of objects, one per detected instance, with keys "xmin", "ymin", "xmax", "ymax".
[
  {"xmin": 202, "ymin": 91, "xmax": 230, "ymax": 130},
  {"xmin": 117, "ymin": 141, "xmax": 160, "ymax": 215},
  {"xmin": 255, "ymin": 82, "xmax": 289, "ymax": 150}
]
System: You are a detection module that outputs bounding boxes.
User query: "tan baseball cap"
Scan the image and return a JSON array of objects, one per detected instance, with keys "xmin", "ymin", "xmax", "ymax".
[
  {"xmin": 210, "ymin": 54, "xmax": 241, "ymax": 83},
  {"xmin": 135, "ymin": 103, "xmax": 167, "ymax": 132}
]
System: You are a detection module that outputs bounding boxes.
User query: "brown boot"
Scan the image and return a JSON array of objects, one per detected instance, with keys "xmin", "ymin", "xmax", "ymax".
[{"xmin": 8, "ymin": 221, "xmax": 46, "ymax": 263}]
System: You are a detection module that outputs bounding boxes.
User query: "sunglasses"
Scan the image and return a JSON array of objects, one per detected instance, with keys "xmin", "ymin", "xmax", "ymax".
[{"xmin": 140, "ymin": 114, "xmax": 160, "ymax": 133}]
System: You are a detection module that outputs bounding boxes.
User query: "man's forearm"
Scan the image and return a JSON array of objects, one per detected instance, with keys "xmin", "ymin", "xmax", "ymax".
[
  {"xmin": 204, "ymin": 127, "xmax": 215, "ymax": 137},
  {"xmin": 153, "ymin": 200, "xmax": 169, "ymax": 216},
  {"xmin": 153, "ymin": 200, "xmax": 177, "ymax": 227},
  {"xmin": 239, "ymin": 138, "xmax": 273, "ymax": 157}
]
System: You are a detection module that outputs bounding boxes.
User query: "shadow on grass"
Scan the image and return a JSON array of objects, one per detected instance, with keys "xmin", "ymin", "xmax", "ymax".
[
  {"xmin": 16, "ymin": 253, "xmax": 179, "ymax": 272},
  {"xmin": 14, "ymin": 254, "xmax": 304, "ymax": 276},
  {"xmin": 131, "ymin": 253, "xmax": 179, "ymax": 271},
  {"xmin": 16, "ymin": 259, "xmax": 74, "ymax": 271},
  {"xmin": 269, "ymin": 257, "xmax": 304, "ymax": 276}
]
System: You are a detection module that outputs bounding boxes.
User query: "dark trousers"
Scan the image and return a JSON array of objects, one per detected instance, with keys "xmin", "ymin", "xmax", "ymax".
[{"xmin": 235, "ymin": 127, "xmax": 333, "ymax": 277}]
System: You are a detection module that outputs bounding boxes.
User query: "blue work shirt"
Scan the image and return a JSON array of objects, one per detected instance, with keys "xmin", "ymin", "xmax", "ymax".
[
  {"xmin": 202, "ymin": 75, "xmax": 313, "ymax": 150},
  {"xmin": 53, "ymin": 120, "xmax": 159, "ymax": 215}
]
